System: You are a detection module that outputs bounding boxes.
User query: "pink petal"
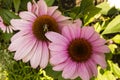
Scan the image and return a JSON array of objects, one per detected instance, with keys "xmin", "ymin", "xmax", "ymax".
[
  {"xmin": 74, "ymin": 19, "xmax": 82, "ymax": 27},
  {"xmin": 62, "ymin": 60, "xmax": 77, "ymax": 79},
  {"xmin": 81, "ymin": 27, "xmax": 95, "ymax": 39},
  {"xmin": 39, "ymin": 42, "xmax": 49, "ymax": 68},
  {"xmin": 19, "ymin": 11, "xmax": 36, "ymax": 22},
  {"xmin": 50, "ymin": 52, "xmax": 68, "ymax": 65},
  {"xmin": 92, "ymin": 53, "xmax": 107, "ymax": 69},
  {"xmin": 45, "ymin": 31, "xmax": 69, "ymax": 45},
  {"xmin": 52, "ymin": 10, "xmax": 61, "ymax": 19},
  {"xmin": 58, "ymin": 20, "xmax": 72, "ymax": 30},
  {"xmin": 91, "ymin": 38, "xmax": 106, "ymax": 47},
  {"xmin": 10, "ymin": 19, "xmax": 32, "ymax": 30},
  {"xmin": 9, "ymin": 32, "xmax": 32, "ymax": 51},
  {"xmin": 78, "ymin": 63, "xmax": 90, "ymax": 80},
  {"xmin": 87, "ymin": 60, "xmax": 98, "ymax": 76},
  {"xmin": 47, "ymin": 6, "xmax": 58, "ymax": 15},
  {"xmin": 14, "ymin": 35, "xmax": 35, "ymax": 60},
  {"xmin": 88, "ymin": 32, "xmax": 100, "ymax": 42},
  {"xmin": 37, "ymin": 0, "xmax": 47, "ymax": 15},
  {"xmin": 50, "ymin": 50, "xmax": 68, "ymax": 57},
  {"xmin": 53, "ymin": 58, "xmax": 69, "ymax": 71},
  {"xmin": 11, "ymin": 30, "xmax": 30, "ymax": 42},
  {"xmin": 49, "ymin": 43, "xmax": 67, "ymax": 51},
  {"xmin": 30, "ymin": 41, "xmax": 43, "ymax": 68},
  {"xmin": 22, "ymin": 40, "xmax": 38, "ymax": 63},
  {"xmin": 56, "ymin": 15, "xmax": 70, "ymax": 22},
  {"xmin": 27, "ymin": 2, "xmax": 32, "ymax": 12},
  {"xmin": 93, "ymin": 45, "xmax": 110, "ymax": 53}
]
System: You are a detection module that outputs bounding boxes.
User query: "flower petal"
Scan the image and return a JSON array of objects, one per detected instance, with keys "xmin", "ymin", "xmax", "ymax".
[
  {"xmin": 50, "ymin": 52, "xmax": 68, "ymax": 65},
  {"xmin": 49, "ymin": 43, "xmax": 67, "ymax": 51},
  {"xmin": 92, "ymin": 53, "xmax": 107, "ymax": 69},
  {"xmin": 62, "ymin": 60, "xmax": 77, "ymax": 79},
  {"xmin": 19, "ymin": 11, "xmax": 36, "ymax": 22},
  {"xmin": 10, "ymin": 19, "xmax": 32, "ymax": 30},
  {"xmin": 78, "ymin": 63, "xmax": 90, "ymax": 80},
  {"xmin": 38, "ymin": 0, "xmax": 47, "ymax": 15},
  {"xmin": 45, "ymin": 31, "xmax": 69, "ymax": 45},
  {"xmin": 93, "ymin": 45, "xmax": 110, "ymax": 53},
  {"xmin": 30, "ymin": 42, "xmax": 43, "ymax": 68},
  {"xmin": 47, "ymin": 6, "xmax": 58, "ymax": 15},
  {"xmin": 39, "ymin": 42, "xmax": 49, "ymax": 68}
]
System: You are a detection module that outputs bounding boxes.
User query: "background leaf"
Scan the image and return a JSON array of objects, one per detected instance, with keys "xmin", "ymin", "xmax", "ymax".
[
  {"xmin": 13, "ymin": 0, "xmax": 21, "ymax": 13},
  {"xmin": 102, "ymin": 15, "xmax": 120, "ymax": 34},
  {"xmin": 44, "ymin": 0, "xmax": 55, "ymax": 6}
]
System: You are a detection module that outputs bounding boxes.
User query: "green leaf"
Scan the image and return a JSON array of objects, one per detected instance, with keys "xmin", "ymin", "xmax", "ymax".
[
  {"xmin": 96, "ymin": 2, "xmax": 110, "ymax": 15},
  {"xmin": 112, "ymin": 34, "xmax": 120, "ymax": 44},
  {"xmin": 44, "ymin": 0, "xmax": 55, "ymax": 6},
  {"xmin": 108, "ymin": 61, "xmax": 120, "ymax": 78},
  {"xmin": 102, "ymin": 71, "xmax": 116, "ymax": 80},
  {"xmin": 102, "ymin": 15, "xmax": 120, "ymax": 34},
  {"xmin": 13, "ymin": 0, "xmax": 21, "ymax": 13},
  {"xmin": 45, "ymin": 64, "xmax": 62, "ymax": 79},
  {"xmin": 79, "ymin": 0, "xmax": 94, "ymax": 14},
  {"xmin": 108, "ymin": 44, "xmax": 117, "ymax": 53},
  {"xmin": 83, "ymin": 5, "xmax": 101, "ymax": 25},
  {"xmin": 0, "ymin": 0, "xmax": 13, "ymax": 9},
  {"xmin": 0, "ymin": 9, "xmax": 19, "ymax": 25}
]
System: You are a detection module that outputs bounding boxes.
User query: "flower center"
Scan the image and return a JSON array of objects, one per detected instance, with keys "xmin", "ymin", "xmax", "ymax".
[
  {"xmin": 32, "ymin": 15, "xmax": 59, "ymax": 41},
  {"xmin": 68, "ymin": 38, "xmax": 92, "ymax": 62}
]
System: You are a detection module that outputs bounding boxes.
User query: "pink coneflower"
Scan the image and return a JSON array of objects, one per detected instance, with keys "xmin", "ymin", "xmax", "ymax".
[
  {"xmin": 8, "ymin": 0, "xmax": 70, "ymax": 69},
  {"xmin": 45, "ymin": 20, "xmax": 110, "ymax": 80},
  {"xmin": 0, "ymin": 16, "xmax": 14, "ymax": 33}
]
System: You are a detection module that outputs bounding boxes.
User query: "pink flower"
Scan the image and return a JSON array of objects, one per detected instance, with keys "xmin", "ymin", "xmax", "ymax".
[
  {"xmin": 0, "ymin": 16, "xmax": 14, "ymax": 33},
  {"xmin": 45, "ymin": 20, "xmax": 110, "ymax": 80},
  {"xmin": 8, "ymin": 0, "xmax": 70, "ymax": 68}
]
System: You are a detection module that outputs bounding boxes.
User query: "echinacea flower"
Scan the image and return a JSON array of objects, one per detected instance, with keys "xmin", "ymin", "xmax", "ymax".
[
  {"xmin": 0, "ymin": 16, "xmax": 14, "ymax": 33},
  {"xmin": 45, "ymin": 20, "xmax": 110, "ymax": 80},
  {"xmin": 108, "ymin": 0, "xmax": 120, "ymax": 9},
  {"xmin": 8, "ymin": 0, "xmax": 70, "ymax": 68}
]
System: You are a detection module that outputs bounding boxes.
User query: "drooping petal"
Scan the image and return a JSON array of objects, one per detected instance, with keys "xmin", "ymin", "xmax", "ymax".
[
  {"xmin": 53, "ymin": 58, "xmax": 69, "ymax": 71},
  {"xmin": 62, "ymin": 60, "xmax": 77, "ymax": 79},
  {"xmin": 39, "ymin": 42, "xmax": 49, "ymax": 68},
  {"xmin": 22, "ymin": 40, "xmax": 37, "ymax": 63},
  {"xmin": 50, "ymin": 52, "xmax": 68, "ymax": 65},
  {"xmin": 14, "ymin": 34, "xmax": 34, "ymax": 60},
  {"xmin": 30, "ymin": 41, "xmax": 43, "ymax": 68},
  {"xmin": 92, "ymin": 53, "xmax": 107, "ymax": 69},
  {"xmin": 78, "ymin": 63, "xmax": 90, "ymax": 80}
]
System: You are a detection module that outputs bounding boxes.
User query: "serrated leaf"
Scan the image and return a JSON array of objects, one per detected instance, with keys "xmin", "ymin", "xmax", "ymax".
[
  {"xmin": 44, "ymin": 0, "xmax": 54, "ymax": 6},
  {"xmin": 102, "ymin": 15, "xmax": 120, "ymax": 34},
  {"xmin": 112, "ymin": 34, "xmax": 120, "ymax": 44},
  {"xmin": 13, "ymin": 0, "xmax": 21, "ymax": 13}
]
